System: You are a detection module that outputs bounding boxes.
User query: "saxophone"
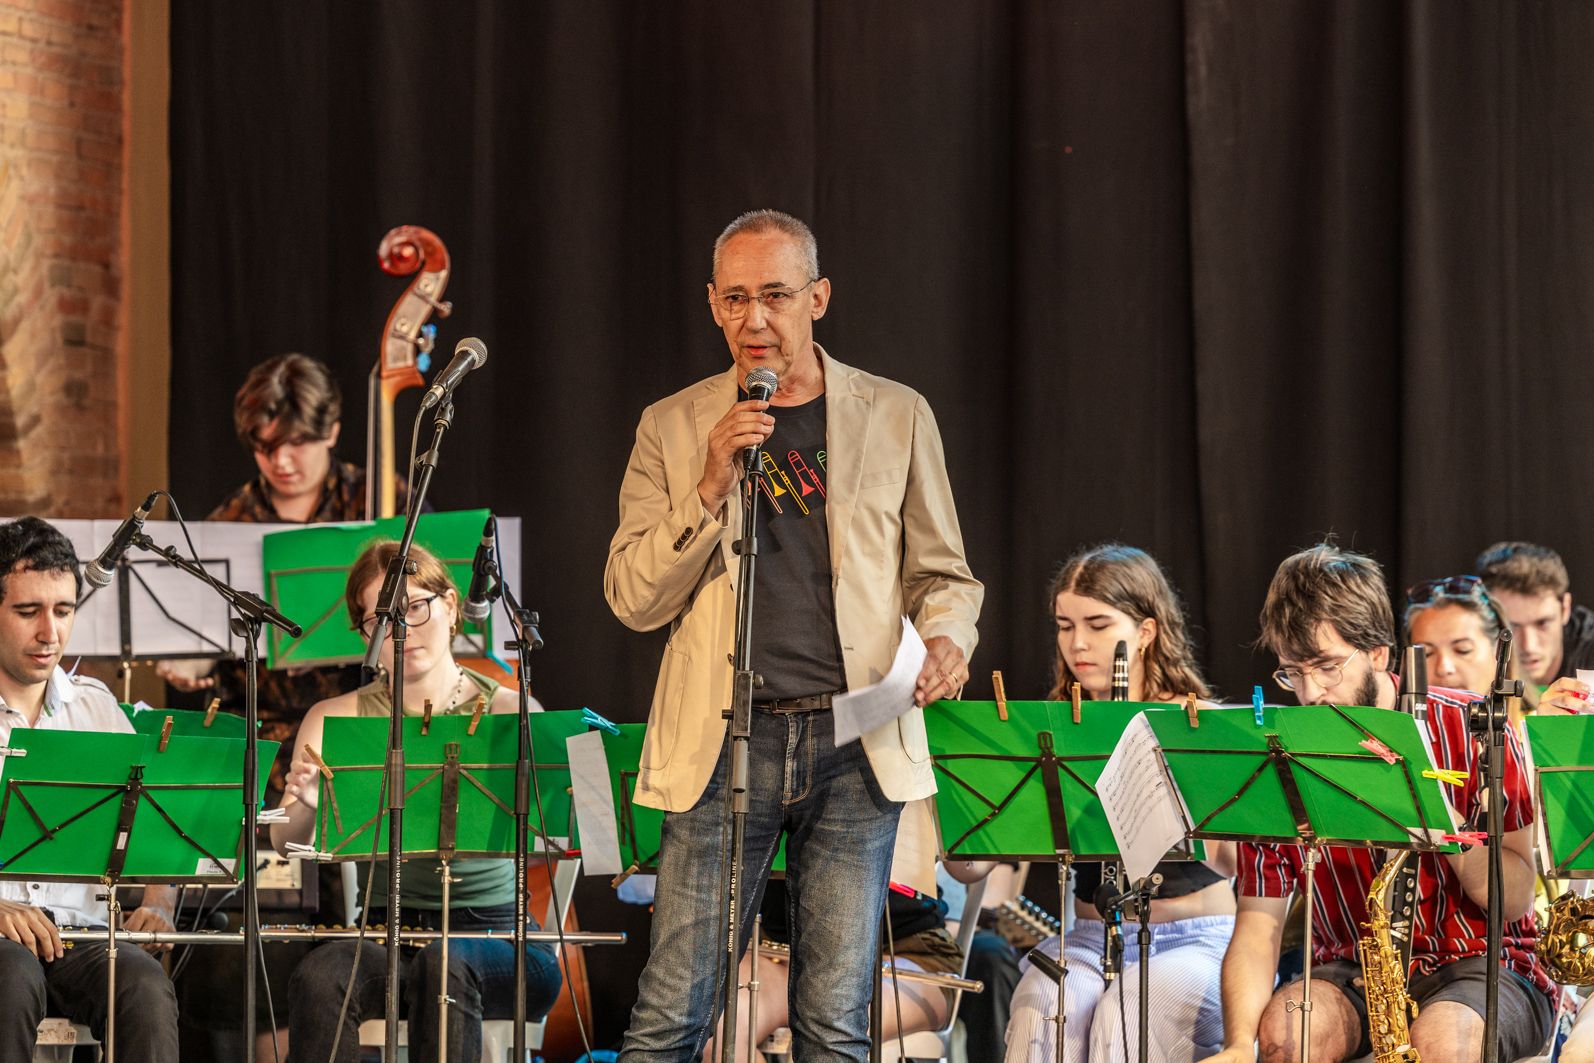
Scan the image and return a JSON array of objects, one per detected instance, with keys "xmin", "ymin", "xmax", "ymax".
[
  {"xmin": 1357, "ymin": 852, "xmax": 1421, "ymax": 1063},
  {"xmin": 1537, "ymin": 890, "xmax": 1594, "ymax": 986}
]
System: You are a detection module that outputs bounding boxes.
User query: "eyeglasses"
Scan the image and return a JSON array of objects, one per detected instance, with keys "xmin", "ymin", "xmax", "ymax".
[
  {"xmin": 1273, "ymin": 648, "xmax": 1361, "ymax": 693},
  {"xmin": 709, "ymin": 279, "xmax": 818, "ymax": 319},
  {"xmin": 1406, "ymin": 575, "xmax": 1488, "ymax": 610},
  {"xmin": 354, "ymin": 594, "xmax": 441, "ymax": 640}
]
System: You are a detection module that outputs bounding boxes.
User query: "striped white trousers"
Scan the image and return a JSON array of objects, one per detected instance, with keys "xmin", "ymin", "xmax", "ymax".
[{"xmin": 1003, "ymin": 914, "xmax": 1233, "ymax": 1063}]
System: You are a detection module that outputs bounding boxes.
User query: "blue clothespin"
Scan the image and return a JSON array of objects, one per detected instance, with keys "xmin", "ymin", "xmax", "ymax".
[
  {"xmin": 1252, "ymin": 686, "xmax": 1266, "ymax": 727},
  {"xmin": 581, "ymin": 707, "xmax": 621, "ymax": 737}
]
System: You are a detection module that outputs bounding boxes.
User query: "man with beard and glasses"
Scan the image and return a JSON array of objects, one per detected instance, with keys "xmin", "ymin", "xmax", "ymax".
[{"xmin": 1207, "ymin": 543, "xmax": 1555, "ymax": 1063}]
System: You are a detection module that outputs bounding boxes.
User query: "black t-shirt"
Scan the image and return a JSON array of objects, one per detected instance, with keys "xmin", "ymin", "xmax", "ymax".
[
  {"xmin": 747, "ymin": 393, "xmax": 847, "ymax": 699},
  {"xmin": 1073, "ymin": 860, "xmax": 1224, "ymax": 906}
]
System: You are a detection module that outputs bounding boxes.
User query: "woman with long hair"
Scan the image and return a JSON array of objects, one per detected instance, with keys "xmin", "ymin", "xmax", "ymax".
[
  {"xmin": 1006, "ymin": 543, "xmax": 1235, "ymax": 1063},
  {"xmin": 271, "ymin": 540, "xmax": 562, "ymax": 1062}
]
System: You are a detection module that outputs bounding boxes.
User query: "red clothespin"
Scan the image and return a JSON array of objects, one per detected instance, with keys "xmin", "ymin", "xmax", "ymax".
[
  {"xmin": 1359, "ymin": 737, "xmax": 1398, "ymax": 765},
  {"xmin": 1070, "ymin": 682, "xmax": 1082, "ymax": 725},
  {"xmin": 158, "ymin": 716, "xmax": 174, "ymax": 752},
  {"xmin": 203, "ymin": 696, "xmax": 219, "ymax": 728},
  {"xmin": 992, "ymin": 671, "xmax": 1009, "ymax": 722},
  {"xmin": 1185, "ymin": 693, "xmax": 1200, "ymax": 729},
  {"xmin": 420, "ymin": 699, "xmax": 433, "ymax": 735},
  {"xmin": 467, "ymin": 694, "xmax": 486, "ymax": 735}
]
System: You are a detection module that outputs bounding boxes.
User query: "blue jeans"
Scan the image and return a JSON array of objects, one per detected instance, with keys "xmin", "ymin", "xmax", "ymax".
[
  {"xmin": 620, "ymin": 708, "xmax": 904, "ymax": 1063},
  {"xmin": 286, "ymin": 902, "xmax": 562, "ymax": 1063}
]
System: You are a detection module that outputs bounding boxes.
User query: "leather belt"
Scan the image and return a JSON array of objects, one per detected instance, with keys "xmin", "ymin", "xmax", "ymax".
[{"xmin": 755, "ymin": 692, "xmax": 836, "ymax": 714}]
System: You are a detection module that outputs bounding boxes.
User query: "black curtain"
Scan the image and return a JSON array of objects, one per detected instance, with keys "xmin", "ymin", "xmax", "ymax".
[{"xmin": 168, "ymin": 0, "xmax": 1594, "ymax": 1044}]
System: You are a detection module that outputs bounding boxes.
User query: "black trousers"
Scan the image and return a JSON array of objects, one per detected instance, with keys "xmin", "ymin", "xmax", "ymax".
[{"xmin": 0, "ymin": 936, "xmax": 178, "ymax": 1063}]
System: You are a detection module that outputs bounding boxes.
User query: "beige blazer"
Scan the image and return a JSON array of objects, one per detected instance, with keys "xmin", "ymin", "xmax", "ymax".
[{"xmin": 604, "ymin": 348, "xmax": 983, "ymax": 812}]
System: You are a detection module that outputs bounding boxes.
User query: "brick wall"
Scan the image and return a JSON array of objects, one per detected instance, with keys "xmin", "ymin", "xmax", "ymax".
[{"xmin": 0, "ymin": 0, "xmax": 124, "ymax": 517}]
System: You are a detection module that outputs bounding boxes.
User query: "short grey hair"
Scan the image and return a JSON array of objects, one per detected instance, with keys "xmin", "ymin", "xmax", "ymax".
[{"xmin": 711, "ymin": 209, "xmax": 820, "ymax": 284}]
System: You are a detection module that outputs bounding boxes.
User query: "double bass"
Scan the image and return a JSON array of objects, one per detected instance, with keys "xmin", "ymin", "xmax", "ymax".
[{"xmin": 366, "ymin": 225, "xmax": 451, "ymax": 519}]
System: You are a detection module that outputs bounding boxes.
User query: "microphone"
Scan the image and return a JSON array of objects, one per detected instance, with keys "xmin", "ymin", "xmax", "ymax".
[
  {"xmin": 741, "ymin": 367, "xmax": 779, "ymax": 471},
  {"xmin": 420, "ymin": 337, "xmax": 488, "ymax": 409},
  {"xmin": 460, "ymin": 515, "xmax": 500, "ymax": 624},
  {"xmin": 1492, "ymin": 625, "xmax": 1513, "ymax": 693},
  {"xmin": 1094, "ymin": 878, "xmax": 1125, "ymax": 982},
  {"xmin": 1398, "ymin": 645, "xmax": 1428, "ymax": 722},
  {"xmin": 1111, "ymin": 640, "xmax": 1129, "ymax": 701},
  {"xmin": 84, "ymin": 491, "xmax": 159, "ymax": 588}
]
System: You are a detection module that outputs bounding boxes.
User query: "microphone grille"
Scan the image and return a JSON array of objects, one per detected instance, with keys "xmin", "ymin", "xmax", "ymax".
[
  {"xmin": 745, "ymin": 367, "xmax": 778, "ymax": 395},
  {"xmin": 455, "ymin": 336, "xmax": 488, "ymax": 365}
]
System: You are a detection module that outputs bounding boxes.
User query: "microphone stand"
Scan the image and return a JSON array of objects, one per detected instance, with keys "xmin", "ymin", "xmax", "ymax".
[
  {"xmin": 1128, "ymin": 874, "xmax": 1160, "ymax": 1063},
  {"xmin": 362, "ymin": 397, "xmax": 454, "ymax": 1060},
  {"xmin": 719, "ymin": 439, "xmax": 767, "ymax": 1063},
  {"xmin": 1467, "ymin": 630, "xmax": 1518, "ymax": 1063},
  {"xmin": 499, "ymin": 568, "xmax": 545, "ymax": 1063},
  {"xmin": 124, "ymin": 531, "xmax": 300, "ymax": 1063}
]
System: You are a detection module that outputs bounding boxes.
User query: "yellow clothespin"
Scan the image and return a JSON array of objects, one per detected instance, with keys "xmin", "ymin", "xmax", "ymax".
[
  {"xmin": 467, "ymin": 693, "xmax": 486, "ymax": 735},
  {"xmin": 203, "ymin": 696, "xmax": 219, "ymax": 728},
  {"xmin": 158, "ymin": 716, "xmax": 174, "ymax": 752},
  {"xmin": 1185, "ymin": 692, "xmax": 1200, "ymax": 729},
  {"xmin": 992, "ymin": 671, "xmax": 1009, "ymax": 722},
  {"xmin": 1070, "ymin": 682, "xmax": 1082, "ymax": 724},
  {"xmin": 420, "ymin": 699, "xmax": 433, "ymax": 735},
  {"xmin": 1423, "ymin": 767, "xmax": 1469, "ymax": 787}
]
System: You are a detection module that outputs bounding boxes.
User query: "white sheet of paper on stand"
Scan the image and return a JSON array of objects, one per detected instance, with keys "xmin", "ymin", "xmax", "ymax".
[
  {"xmin": 567, "ymin": 730, "xmax": 621, "ymax": 876},
  {"xmin": 1098, "ymin": 712, "xmax": 1191, "ymax": 882},
  {"xmin": 833, "ymin": 617, "xmax": 926, "ymax": 746}
]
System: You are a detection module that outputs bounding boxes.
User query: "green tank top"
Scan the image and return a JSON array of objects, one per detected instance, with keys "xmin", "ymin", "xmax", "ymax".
[{"xmin": 354, "ymin": 667, "xmax": 516, "ymax": 911}]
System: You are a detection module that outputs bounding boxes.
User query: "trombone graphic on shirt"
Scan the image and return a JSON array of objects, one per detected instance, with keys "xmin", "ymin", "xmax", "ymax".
[{"xmin": 755, "ymin": 447, "xmax": 827, "ymax": 518}]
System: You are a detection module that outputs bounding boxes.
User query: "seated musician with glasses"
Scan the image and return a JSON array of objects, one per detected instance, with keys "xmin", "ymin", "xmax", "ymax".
[
  {"xmin": 1209, "ymin": 543, "xmax": 1554, "ymax": 1063},
  {"xmin": 271, "ymin": 540, "xmax": 561, "ymax": 1063},
  {"xmin": 0, "ymin": 517, "xmax": 179, "ymax": 1062}
]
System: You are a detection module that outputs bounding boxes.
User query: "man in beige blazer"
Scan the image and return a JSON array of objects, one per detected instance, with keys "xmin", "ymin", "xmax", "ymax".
[{"xmin": 607, "ymin": 210, "xmax": 982, "ymax": 1063}]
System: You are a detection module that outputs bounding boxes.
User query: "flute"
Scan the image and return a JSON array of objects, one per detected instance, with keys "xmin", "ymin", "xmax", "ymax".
[
  {"xmin": 752, "ymin": 939, "xmax": 983, "ymax": 994},
  {"xmin": 59, "ymin": 926, "xmax": 625, "ymax": 947}
]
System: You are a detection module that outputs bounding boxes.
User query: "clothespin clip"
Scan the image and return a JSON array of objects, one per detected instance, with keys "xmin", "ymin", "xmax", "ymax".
[
  {"xmin": 0, "ymin": 746, "xmax": 28, "ymax": 758},
  {"xmin": 158, "ymin": 716, "xmax": 174, "ymax": 752},
  {"xmin": 257, "ymin": 807, "xmax": 290, "ymax": 824},
  {"xmin": 304, "ymin": 745, "xmax": 333, "ymax": 782},
  {"xmin": 1423, "ymin": 767, "xmax": 1469, "ymax": 787},
  {"xmin": 420, "ymin": 699, "xmax": 433, "ymax": 735},
  {"xmin": 1359, "ymin": 737, "xmax": 1398, "ymax": 765},
  {"xmin": 1070, "ymin": 682, "xmax": 1082, "ymax": 725},
  {"xmin": 1251, "ymin": 686, "xmax": 1266, "ymax": 727},
  {"xmin": 581, "ymin": 707, "xmax": 621, "ymax": 737},
  {"xmin": 203, "ymin": 696, "xmax": 219, "ymax": 728},
  {"xmin": 467, "ymin": 694, "xmax": 486, "ymax": 735},
  {"xmin": 1442, "ymin": 830, "xmax": 1488, "ymax": 847},
  {"xmin": 1185, "ymin": 692, "xmax": 1200, "ymax": 729},
  {"xmin": 991, "ymin": 671, "xmax": 1008, "ymax": 722},
  {"xmin": 611, "ymin": 862, "xmax": 641, "ymax": 889}
]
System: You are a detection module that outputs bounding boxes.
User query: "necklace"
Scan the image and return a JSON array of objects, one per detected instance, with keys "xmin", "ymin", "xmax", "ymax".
[{"xmin": 442, "ymin": 665, "xmax": 470, "ymax": 712}]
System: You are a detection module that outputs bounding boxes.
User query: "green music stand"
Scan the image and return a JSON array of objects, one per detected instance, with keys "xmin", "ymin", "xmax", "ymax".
[
  {"xmin": 261, "ymin": 508, "xmax": 494, "ymax": 669},
  {"xmin": 1144, "ymin": 703, "xmax": 1456, "ymax": 1063},
  {"xmin": 313, "ymin": 711, "xmax": 588, "ymax": 862},
  {"xmin": 121, "ymin": 703, "xmax": 250, "ymax": 740},
  {"xmin": 1524, "ymin": 714, "xmax": 1594, "ymax": 878},
  {"xmin": 0, "ymin": 728, "xmax": 277, "ymax": 1061}
]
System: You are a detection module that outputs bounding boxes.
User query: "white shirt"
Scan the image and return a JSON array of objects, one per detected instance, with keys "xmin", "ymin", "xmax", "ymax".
[{"xmin": 0, "ymin": 666, "xmax": 134, "ymax": 927}]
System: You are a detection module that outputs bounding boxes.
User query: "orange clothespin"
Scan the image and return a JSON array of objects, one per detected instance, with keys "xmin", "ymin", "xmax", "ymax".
[
  {"xmin": 158, "ymin": 716, "xmax": 174, "ymax": 752},
  {"xmin": 203, "ymin": 696, "xmax": 219, "ymax": 728},
  {"xmin": 1185, "ymin": 692, "xmax": 1200, "ymax": 729},
  {"xmin": 991, "ymin": 671, "xmax": 1009, "ymax": 721},
  {"xmin": 420, "ymin": 699, "xmax": 433, "ymax": 735},
  {"xmin": 1070, "ymin": 682, "xmax": 1082, "ymax": 724},
  {"xmin": 467, "ymin": 693, "xmax": 486, "ymax": 735}
]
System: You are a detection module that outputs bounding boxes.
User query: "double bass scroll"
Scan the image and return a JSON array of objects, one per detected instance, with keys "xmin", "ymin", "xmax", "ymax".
[{"xmin": 367, "ymin": 225, "xmax": 452, "ymax": 520}]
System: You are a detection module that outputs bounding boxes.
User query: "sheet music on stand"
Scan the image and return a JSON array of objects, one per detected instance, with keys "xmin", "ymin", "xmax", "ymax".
[{"xmin": 55, "ymin": 519, "xmax": 295, "ymax": 660}]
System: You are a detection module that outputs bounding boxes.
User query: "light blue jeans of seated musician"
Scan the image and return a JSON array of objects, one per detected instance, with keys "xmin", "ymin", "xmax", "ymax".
[
  {"xmin": 1004, "ymin": 914, "xmax": 1234, "ymax": 1063},
  {"xmin": 619, "ymin": 707, "xmax": 903, "ymax": 1063}
]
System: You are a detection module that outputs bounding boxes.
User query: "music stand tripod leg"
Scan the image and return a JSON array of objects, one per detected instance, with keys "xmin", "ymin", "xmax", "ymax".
[
  {"xmin": 1285, "ymin": 843, "xmax": 1320, "ymax": 1063},
  {"xmin": 105, "ymin": 882, "xmax": 119, "ymax": 1063}
]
